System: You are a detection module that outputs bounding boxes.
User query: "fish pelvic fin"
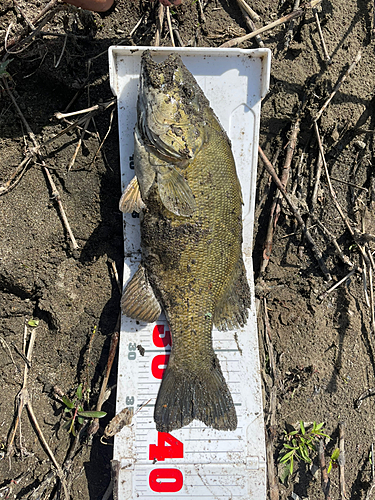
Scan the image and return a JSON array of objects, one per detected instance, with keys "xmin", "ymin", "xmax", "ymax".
[
  {"xmin": 154, "ymin": 355, "xmax": 237, "ymax": 433},
  {"xmin": 119, "ymin": 176, "xmax": 146, "ymax": 213},
  {"xmin": 157, "ymin": 165, "xmax": 196, "ymax": 217},
  {"xmin": 214, "ymin": 255, "xmax": 251, "ymax": 330},
  {"xmin": 121, "ymin": 264, "xmax": 161, "ymax": 322}
]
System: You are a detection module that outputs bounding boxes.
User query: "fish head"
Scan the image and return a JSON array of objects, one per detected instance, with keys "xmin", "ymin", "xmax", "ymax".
[{"xmin": 138, "ymin": 51, "xmax": 209, "ymax": 165}]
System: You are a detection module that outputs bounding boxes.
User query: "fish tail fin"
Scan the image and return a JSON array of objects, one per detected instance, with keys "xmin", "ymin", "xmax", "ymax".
[{"xmin": 154, "ymin": 356, "xmax": 237, "ymax": 433}]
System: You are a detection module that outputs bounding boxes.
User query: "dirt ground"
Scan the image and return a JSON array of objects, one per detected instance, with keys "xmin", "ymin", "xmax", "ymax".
[{"xmin": 1, "ymin": 0, "xmax": 375, "ymax": 498}]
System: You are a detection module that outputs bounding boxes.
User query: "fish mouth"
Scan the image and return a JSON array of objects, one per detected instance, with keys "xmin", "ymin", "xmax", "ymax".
[{"xmin": 137, "ymin": 51, "xmax": 207, "ymax": 164}]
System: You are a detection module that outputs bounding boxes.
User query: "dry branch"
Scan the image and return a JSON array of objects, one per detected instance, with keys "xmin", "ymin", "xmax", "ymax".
[
  {"xmin": 260, "ymin": 118, "xmax": 300, "ymax": 273},
  {"xmin": 258, "ymin": 146, "xmax": 332, "ymax": 281},
  {"xmin": 312, "ymin": 5, "xmax": 331, "ymax": 63},
  {"xmin": 338, "ymin": 422, "xmax": 347, "ymax": 500},
  {"xmin": 315, "ymin": 51, "xmax": 362, "ymax": 121},
  {"xmin": 319, "ymin": 440, "xmax": 331, "ymax": 499},
  {"xmin": 220, "ymin": 0, "xmax": 322, "ymax": 48}
]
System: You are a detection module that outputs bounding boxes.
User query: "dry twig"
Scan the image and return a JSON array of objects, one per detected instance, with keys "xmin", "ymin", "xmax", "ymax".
[
  {"xmin": 166, "ymin": 7, "xmax": 175, "ymax": 46},
  {"xmin": 262, "ymin": 298, "xmax": 279, "ymax": 500},
  {"xmin": 154, "ymin": 3, "xmax": 165, "ymax": 47},
  {"xmin": 315, "ymin": 51, "xmax": 362, "ymax": 122},
  {"xmin": 88, "ymin": 317, "xmax": 120, "ymax": 437},
  {"xmin": 7, "ymin": 324, "xmax": 69, "ymax": 499},
  {"xmin": 365, "ymin": 443, "xmax": 375, "ymax": 499},
  {"xmin": 313, "ymin": 121, "xmax": 369, "ymax": 267},
  {"xmin": 318, "ymin": 268, "xmax": 357, "ymax": 301},
  {"xmin": 260, "ymin": 118, "xmax": 301, "ymax": 273},
  {"xmin": 235, "ymin": 0, "xmax": 264, "ymax": 47},
  {"xmin": 319, "ymin": 439, "xmax": 331, "ymax": 499},
  {"xmin": 220, "ymin": 0, "xmax": 322, "ymax": 48},
  {"xmin": 258, "ymin": 146, "xmax": 332, "ymax": 280},
  {"xmin": 312, "ymin": 6, "xmax": 331, "ymax": 63},
  {"xmin": 338, "ymin": 422, "xmax": 347, "ymax": 500},
  {"xmin": 2, "ymin": 77, "xmax": 79, "ymax": 251},
  {"xmin": 284, "ymin": 0, "xmax": 300, "ymax": 51}
]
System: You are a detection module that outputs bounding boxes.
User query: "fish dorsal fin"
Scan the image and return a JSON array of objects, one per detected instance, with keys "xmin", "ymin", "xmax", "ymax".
[
  {"xmin": 119, "ymin": 176, "xmax": 146, "ymax": 214},
  {"xmin": 157, "ymin": 166, "xmax": 196, "ymax": 217},
  {"xmin": 121, "ymin": 265, "xmax": 162, "ymax": 323},
  {"xmin": 213, "ymin": 255, "xmax": 251, "ymax": 331}
]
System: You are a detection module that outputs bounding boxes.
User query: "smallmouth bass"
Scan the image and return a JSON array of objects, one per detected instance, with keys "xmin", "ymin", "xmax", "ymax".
[{"xmin": 120, "ymin": 51, "xmax": 251, "ymax": 433}]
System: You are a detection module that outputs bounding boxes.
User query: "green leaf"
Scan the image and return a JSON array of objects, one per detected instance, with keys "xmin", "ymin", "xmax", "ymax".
[
  {"xmin": 299, "ymin": 446, "xmax": 311, "ymax": 463},
  {"xmin": 0, "ymin": 59, "xmax": 12, "ymax": 77},
  {"xmin": 77, "ymin": 411, "xmax": 107, "ymax": 419},
  {"xmin": 283, "ymin": 444, "xmax": 298, "ymax": 450},
  {"xmin": 288, "ymin": 430, "xmax": 299, "ymax": 436},
  {"xmin": 327, "ymin": 462, "xmax": 332, "ymax": 474},
  {"xmin": 280, "ymin": 450, "xmax": 295, "ymax": 463},
  {"xmin": 279, "ymin": 462, "xmax": 290, "ymax": 485},
  {"xmin": 331, "ymin": 448, "xmax": 340, "ymax": 461},
  {"xmin": 76, "ymin": 384, "xmax": 83, "ymax": 400},
  {"xmin": 77, "ymin": 416, "xmax": 84, "ymax": 425},
  {"xmin": 314, "ymin": 422, "xmax": 324, "ymax": 431},
  {"xmin": 28, "ymin": 319, "xmax": 39, "ymax": 327},
  {"xmin": 69, "ymin": 419, "xmax": 76, "ymax": 436},
  {"xmin": 300, "ymin": 421, "xmax": 306, "ymax": 435},
  {"xmin": 62, "ymin": 395, "xmax": 74, "ymax": 409},
  {"xmin": 289, "ymin": 455, "xmax": 294, "ymax": 474}
]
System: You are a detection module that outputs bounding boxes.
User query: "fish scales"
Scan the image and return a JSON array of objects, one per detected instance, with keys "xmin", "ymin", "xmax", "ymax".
[{"xmin": 120, "ymin": 51, "xmax": 251, "ymax": 433}]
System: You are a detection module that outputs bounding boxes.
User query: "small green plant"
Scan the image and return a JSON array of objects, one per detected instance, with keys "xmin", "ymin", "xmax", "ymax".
[
  {"xmin": 327, "ymin": 448, "xmax": 340, "ymax": 473},
  {"xmin": 279, "ymin": 421, "xmax": 330, "ymax": 482},
  {"xmin": 62, "ymin": 383, "xmax": 106, "ymax": 436}
]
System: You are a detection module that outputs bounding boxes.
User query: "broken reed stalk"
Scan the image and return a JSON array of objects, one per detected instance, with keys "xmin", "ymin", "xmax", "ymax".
[
  {"xmin": 166, "ymin": 7, "xmax": 175, "ymax": 47},
  {"xmin": 235, "ymin": 0, "xmax": 264, "ymax": 47},
  {"xmin": 258, "ymin": 146, "xmax": 332, "ymax": 281},
  {"xmin": 260, "ymin": 118, "xmax": 300, "ymax": 273},
  {"xmin": 154, "ymin": 3, "xmax": 164, "ymax": 47},
  {"xmin": 311, "ymin": 136, "xmax": 324, "ymax": 210},
  {"xmin": 235, "ymin": 0, "xmax": 260, "ymax": 22},
  {"xmin": 220, "ymin": 0, "xmax": 322, "ymax": 48},
  {"xmin": 319, "ymin": 440, "xmax": 332, "ymax": 499},
  {"xmin": 338, "ymin": 422, "xmax": 347, "ymax": 500}
]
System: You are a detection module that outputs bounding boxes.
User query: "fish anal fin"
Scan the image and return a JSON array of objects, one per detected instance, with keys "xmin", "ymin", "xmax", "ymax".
[
  {"xmin": 154, "ymin": 354, "xmax": 237, "ymax": 433},
  {"xmin": 121, "ymin": 265, "xmax": 161, "ymax": 323},
  {"xmin": 157, "ymin": 166, "xmax": 196, "ymax": 217},
  {"xmin": 119, "ymin": 176, "xmax": 146, "ymax": 214},
  {"xmin": 214, "ymin": 256, "xmax": 251, "ymax": 331}
]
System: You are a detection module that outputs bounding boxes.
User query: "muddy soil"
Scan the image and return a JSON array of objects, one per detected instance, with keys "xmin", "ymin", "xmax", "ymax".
[{"xmin": 1, "ymin": 0, "xmax": 375, "ymax": 499}]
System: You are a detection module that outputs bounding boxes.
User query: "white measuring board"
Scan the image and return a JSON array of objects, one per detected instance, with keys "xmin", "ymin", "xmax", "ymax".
[{"xmin": 109, "ymin": 46, "xmax": 271, "ymax": 500}]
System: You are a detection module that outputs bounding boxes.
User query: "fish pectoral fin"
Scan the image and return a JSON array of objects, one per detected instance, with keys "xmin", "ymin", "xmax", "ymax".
[
  {"xmin": 121, "ymin": 265, "xmax": 161, "ymax": 323},
  {"xmin": 213, "ymin": 255, "xmax": 251, "ymax": 331},
  {"xmin": 157, "ymin": 166, "xmax": 196, "ymax": 217},
  {"xmin": 119, "ymin": 176, "xmax": 146, "ymax": 214}
]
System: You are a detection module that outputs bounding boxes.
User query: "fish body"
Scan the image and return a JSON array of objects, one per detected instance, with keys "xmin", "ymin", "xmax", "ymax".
[{"xmin": 120, "ymin": 52, "xmax": 251, "ymax": 433}]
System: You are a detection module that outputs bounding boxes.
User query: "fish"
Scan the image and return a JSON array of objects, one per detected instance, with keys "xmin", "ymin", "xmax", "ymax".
[{"xmin": 119, "ymin": 51, "xmax": 251, "ymax": 433}]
